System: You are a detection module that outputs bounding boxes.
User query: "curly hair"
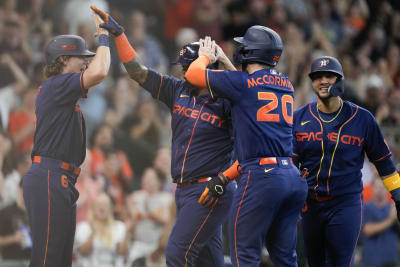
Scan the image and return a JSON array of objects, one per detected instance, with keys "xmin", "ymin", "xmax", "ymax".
[{"xmin": 43, "ymin": 56, "xmax": 68, "ymax": 78}]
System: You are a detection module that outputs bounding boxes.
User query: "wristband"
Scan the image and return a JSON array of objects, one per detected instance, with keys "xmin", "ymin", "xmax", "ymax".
[
  {"xmin": 383, "ymin": 172, "xmax": 400, "ymax": 192},
  {"xmin": 98, "ymin": 34, "xmax": 109, "ymax": 47},
  {"xmin": 115, "ymin": 33, "xmax": 136, "ymax": 63}
]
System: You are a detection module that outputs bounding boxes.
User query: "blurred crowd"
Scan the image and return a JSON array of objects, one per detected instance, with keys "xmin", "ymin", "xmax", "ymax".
[{"xmin": 0, "ymin": 0, "xmax": 399, "ymax": 266}]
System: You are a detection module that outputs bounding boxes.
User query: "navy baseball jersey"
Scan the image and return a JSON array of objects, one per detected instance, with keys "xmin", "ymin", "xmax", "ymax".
[
  {"xmin": 293, "ymin": 101, "xmax": 395, "ymax": 197},
  {"xmin": 32, "ymin": 72, "xmax": 87, "ymax": 166},
  {"xmin": 141, "ymin": 69, "xmax": 233, "ymax": 183},
  {"xmin": 205, "ymin": 68, "xmax": 294, "ymax": 161},
  {"xmin": 202, "ymin": 67, "xmax": 307, "ymax": 267}
]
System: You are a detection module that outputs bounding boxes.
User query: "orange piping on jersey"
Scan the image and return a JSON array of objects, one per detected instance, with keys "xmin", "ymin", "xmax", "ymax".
[
  {"xmin": 206, "ymin": 69, "xmax": 215, "ymax": 99},
  {"xmin": 43, "ymin": 170, "xmax": 51, "ymax": 267},
  {"xmin": 234, "ymin": 170, "xmax": 251, "ymax": 267},
  {"xmin": 223, "ymin": 160, "xmax": 240, "ymax": 180},
  {"xmin": 180, "ymin": 101, "xmax": 208, "ymax": 183},
  {"xmin": 114, "ymin": 33, "xmax": 136, "ymax": 63},
  {"xmin": 157, "ymin": 75, "xmax": 163, "ymax": 100},
  {"xmin": 184, "ymin": 199, "xmax": 218, "ymax": 267},
  {"xmin": 373, "ymin": 152, "xmax": 391, "ymax": 162},
  {"xmin": 308, "ymin": 104, "xmax": 324, "ymax": 197},
  {"xmin": 349, "ymin": 194, "xmax": 363, "ymax": 267},
  {"xmin": 185, "ymin": 55, "xmax": 210, "ymax": 88},
  {"xmin": 326, "ymin": 106, "xmax": 359, "ymax": 194}
]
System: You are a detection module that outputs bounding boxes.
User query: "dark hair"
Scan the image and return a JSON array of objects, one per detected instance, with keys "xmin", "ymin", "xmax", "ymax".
[{"xmin": 43, "ymin": 56, "xmax": 68, "ymax": 78}]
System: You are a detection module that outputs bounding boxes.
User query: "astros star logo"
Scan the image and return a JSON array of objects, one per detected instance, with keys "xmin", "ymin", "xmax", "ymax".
[{"xmin": 319, "ymin": 59, "xmax": 330, "ymax": 67}]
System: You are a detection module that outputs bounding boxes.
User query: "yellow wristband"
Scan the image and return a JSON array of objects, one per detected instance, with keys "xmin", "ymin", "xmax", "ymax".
[{"xmin": 383, "ymin": 173, "xmax": 400, "ymax": 192}]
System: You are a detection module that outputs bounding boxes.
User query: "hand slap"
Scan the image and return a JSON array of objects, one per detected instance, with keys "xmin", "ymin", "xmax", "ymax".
[{"xmin": 199, "ymin": 36, "xmax": 217, "ymax": 64}]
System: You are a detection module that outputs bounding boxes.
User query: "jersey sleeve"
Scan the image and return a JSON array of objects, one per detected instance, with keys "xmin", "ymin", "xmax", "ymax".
[
  {"xmin": 140, "ymin": 68, "xmax": 182, "ymax": 110},
  {"xmin": 206, "ymin": 69, "xmax": 245, "ymax": 103},
  {"xmin": 52, "ymin": 72, "xmax": 87, "ymax": 105},
  {"xmin": 364, "ymin": 112, "xmax": 396, "ymax": 176}
]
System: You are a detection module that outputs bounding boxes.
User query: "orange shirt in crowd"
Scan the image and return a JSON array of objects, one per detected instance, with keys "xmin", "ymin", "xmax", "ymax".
[
  {"xmin": 90, "ymin": 148, "xmax": 134, "ymax": 178},
  {"xmin": 8, "ymin": 110, "xmax": 34, "ymax": 153}
]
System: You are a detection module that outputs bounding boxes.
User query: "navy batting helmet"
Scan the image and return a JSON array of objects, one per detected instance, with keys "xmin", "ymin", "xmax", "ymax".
[
  {"xmin": 309, "ymin": 56, "xmax": 344, "ymax": 96},
  {"xmin": 233, "ymin": 25, "xmax": 283, "ymax": 67},
  {"xmin": 177, "ymin": 42, "xmax": 200, "ymax": 70},
  {"xmin": 45, "ymin": 35, "xmax": 95, "ymax": 65}
]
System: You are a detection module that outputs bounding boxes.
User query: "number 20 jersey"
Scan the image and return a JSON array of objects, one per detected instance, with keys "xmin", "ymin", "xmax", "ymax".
[{"xmin": 206, "ymin": 68, "xmax": 295, "ymax": 162}]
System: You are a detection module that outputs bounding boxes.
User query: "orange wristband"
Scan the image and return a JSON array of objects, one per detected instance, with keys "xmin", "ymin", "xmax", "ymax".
[
  {"xmin": 185, "ymin": 55, "xmax": 210, "ymax": 88},
  {"xmin": 222, "ymin": 160, "xmax": 241, "ymax": 180},
  {"xmin": 115, "ymin": 33, "xmax": 136, "ymax": 63}
]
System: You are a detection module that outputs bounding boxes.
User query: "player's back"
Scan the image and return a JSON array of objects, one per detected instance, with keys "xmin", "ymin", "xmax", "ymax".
[{"xmin": 208, "ymin": 68, "xmax": 294, "ymax": 161}]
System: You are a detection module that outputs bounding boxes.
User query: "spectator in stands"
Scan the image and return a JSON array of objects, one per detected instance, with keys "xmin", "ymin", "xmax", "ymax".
[
  {"xmin": 0, "ymin": 130, "xmax": 13, "ymax": 201},
  {"xmin": 89, "ymin": 124, "xmax": 133, "ymax": 179},
  {"xmin": 0, "ymin": 53, "xmax": 28, "ymax": 130},
  {"xmin": 98, "ymin": 148, "xmax": 134, "ymax": 216},
  {"xmin": 0, "ymin": 152, "xmax": 30, "ymax": 209},
  {"xmin": 0, "ymin": 179, "xmax": 31, "ymax": 261},
  {"xmin": 76, "ymin": 150, "xmax": 101, "ymax": 223},
  {"xmin": 7, "ymin": 87, "xmax": 36, "ymax": 153},
  {"xmin": 126, "ymin": 10, "xmax": 168, "ymax": 73},
  {"xmin": 362, "ymin": 177, "xmax": 399, "ymax": 267},
  {"xmin": 74, "ymin": 192, "xmax": 129, "ymax": 267},
  {"xmin": 125, "ymin": 168, "xmax": 173, "ymax": 267},
  {"xmin": 153, "ymin": 147, "xmax": 173, "ymax": 192}
]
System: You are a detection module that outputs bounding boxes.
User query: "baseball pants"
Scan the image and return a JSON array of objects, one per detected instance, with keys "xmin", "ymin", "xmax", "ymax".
[
  {"xmin": 302, "ymin": 193, "xmax": 363, "ymax": 267},
  {"xmin": 229, "ymin": 158, "xmax": 308, "ymax": 267},
  {"xmin": 23, "ymin": 157, "xmax": 80, "ymax": 267},
  {"xmin": 166, "ymin": 181, "xmax": 235, "ymax": 267}
]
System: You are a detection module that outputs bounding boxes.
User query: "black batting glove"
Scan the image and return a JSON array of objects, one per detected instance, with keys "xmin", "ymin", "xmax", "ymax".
[{"xmin": 198, "ymin": 173, "xmax": 230, "ymax": 206}]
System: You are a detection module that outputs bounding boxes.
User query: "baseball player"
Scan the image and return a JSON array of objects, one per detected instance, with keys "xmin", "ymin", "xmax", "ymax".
[
  {"xmin": 91, "ymin": 6, "xmax": 240, "ymax": 267},
  {"xmin": 292, "ymin": 56, "xmax": 400, "ymax": 267},
  {"xmin": 185, "ymin": 27, "xmax": 308, "ymax": 267},
  {"xmin": 22, "ymin": 11, "xmax": 111, "ymax": 267}
]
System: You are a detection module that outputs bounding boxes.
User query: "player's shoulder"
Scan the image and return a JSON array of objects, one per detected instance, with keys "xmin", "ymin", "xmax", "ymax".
[
  {"xmin": 344, "ymin": 100, "xmax": 375, "ymax": 121},
  {"xmin": 294, "ymin": 102, "xmax": 314, "ymax": 117}
]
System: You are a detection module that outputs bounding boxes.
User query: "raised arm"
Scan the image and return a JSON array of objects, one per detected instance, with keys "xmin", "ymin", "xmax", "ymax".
[
  {"xmin": 90, "ymin": 5, "xmax": 148, "ymax": 85},
  {"xmin": 82, "ymin": 12, "xmax": 111, "ymax": 89}
]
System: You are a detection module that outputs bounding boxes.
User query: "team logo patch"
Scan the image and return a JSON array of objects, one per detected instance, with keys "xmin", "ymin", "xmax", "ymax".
[
  {"xmin": 319, "ymin": 59, "xmax": 330, "ymax": 67},
  {"xmin": 179, "ymin": 48, "xmax": 186, "ymax": 57},
  {"xmin": 281, "ymin": 159, "xmax": 289, "ymax": 165},
  {"xmin": 61, "ymin": 45, "xmax": 77, "ymax": 51}
]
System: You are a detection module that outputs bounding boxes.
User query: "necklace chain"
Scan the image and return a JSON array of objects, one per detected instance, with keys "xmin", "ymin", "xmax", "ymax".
[{"xmin": 317, "ymin": 99, "xmax": 343, "ymax": 123}]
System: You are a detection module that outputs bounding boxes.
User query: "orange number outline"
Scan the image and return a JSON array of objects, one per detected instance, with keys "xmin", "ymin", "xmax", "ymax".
[
  {"xmin": 282, "ymin": 94, "xmax": 294, "ymax": 124},
  {"xmin": 257, "ymin": 92, "xmax": 294, "ymax": 124},
  {"xmin": 257, "ymin": 92, "xmax": 279, "ymax": 122}
]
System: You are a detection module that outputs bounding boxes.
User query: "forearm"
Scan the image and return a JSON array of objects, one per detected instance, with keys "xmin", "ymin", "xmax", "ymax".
[
  {"xmin": 222, "ymin": 160, "xmax": 241, "ymax": 180},
  {"xmin": 219, "ymin": 56, "xmax": 236, "ymax": 71},
  {"xmin": 0, "ymin": 235, "xmax": 17, "ymax": 247},
  {"xmin": 185, "ymin": 55, "xmax": 209, "ymax": 88},
  {"xmin": 363, "ymin": 218, "xmax": 394, "ymax": 237},
  {"xmin": 114, "ymin": 33, "xmax": 148, "ymax": 84}
]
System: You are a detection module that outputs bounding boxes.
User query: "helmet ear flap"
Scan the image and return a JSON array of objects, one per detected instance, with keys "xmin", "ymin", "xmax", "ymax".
[
  {"xmin": 233, "ymin": 46, "xmax": 244, "ymax": 65},
  {"xmin": 328, "ymin": 78, "xmax": 345, "ymax": 97}
]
